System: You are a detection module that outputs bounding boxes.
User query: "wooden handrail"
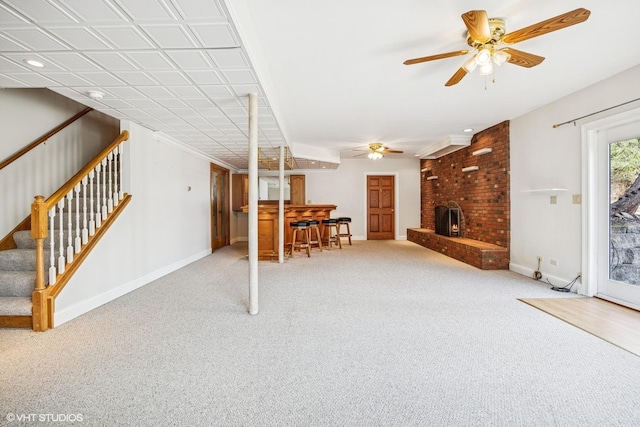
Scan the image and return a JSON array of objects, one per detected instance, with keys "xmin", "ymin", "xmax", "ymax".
[
  {"xmin": 0, "ymin": 107, "xmax": 93, "ymax": 171},
  {"xmin": 45, "ymin": 130, "xmax": 129, "ymax": 208}
]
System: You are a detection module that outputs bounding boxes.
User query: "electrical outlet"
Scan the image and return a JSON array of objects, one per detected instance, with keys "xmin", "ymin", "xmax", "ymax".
[
  {"xmin": 550, "ymin": 259, "xmax": 557, "ymax": 266},
  {"xmin": 550, "ymin": 195, "xmax": 557, "ymax": 204},
  {"xmin": 537, "ymin": 256, "xmax": 542, "ymax": 262},
  {"xmin": 577, "ymin": 272, "xmax": 582, "ymax": 278},
  {"xmin": 572, "ymin": 194, "xmax": 582, "ymax": 204}
]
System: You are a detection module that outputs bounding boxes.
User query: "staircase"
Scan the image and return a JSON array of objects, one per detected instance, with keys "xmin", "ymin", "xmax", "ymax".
[{"xmin": 0, "ymin": 130, "xmax": 131, "ymax": 330}]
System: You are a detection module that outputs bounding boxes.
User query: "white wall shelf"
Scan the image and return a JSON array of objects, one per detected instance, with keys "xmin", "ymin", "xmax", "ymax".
[{"xmin": 521, "ymin": 188, "xmax": 568, "ymax": 194}]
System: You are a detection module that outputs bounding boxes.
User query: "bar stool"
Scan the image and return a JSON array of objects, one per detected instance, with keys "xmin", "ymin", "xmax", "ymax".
[
  {"xmin": 321, "ymin": 218, "xmax": 342, "ymax": 249},
  {"xmin": 289, "ymin": 221, "xmax": 311, "ymax": 257},
  {"xmin": 337, "ymin": 217, "xmax": 352, "ymax": 246},
  {"xmin": 307, "ymin": 219, "xmax": 323, "ymax": 252}
]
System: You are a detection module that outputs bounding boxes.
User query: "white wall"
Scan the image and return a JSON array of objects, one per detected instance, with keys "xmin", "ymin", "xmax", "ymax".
[
  {"xmin": 55, "ymin": 122, "xmax": 212, "ymax": 325},
  {"xmin": 510, "ymin": 64, "xmax": 640, "ymax": 285},
  {"xmin": 0, "ymin": 89, "xmax": 119, "ymax": 237}
]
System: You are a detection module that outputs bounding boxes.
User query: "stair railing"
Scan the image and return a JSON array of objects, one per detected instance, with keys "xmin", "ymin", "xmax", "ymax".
[
  {"xmin": 31, "ymin": 130, "xmax": 130, "ymax": 331},
  {"xmin": 0, "ymin": 107, "xmax": 93, "ymax": 171}
]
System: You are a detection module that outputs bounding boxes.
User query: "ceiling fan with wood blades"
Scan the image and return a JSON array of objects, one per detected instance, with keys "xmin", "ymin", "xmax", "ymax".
[
  {"xmin": 404, "ymin": 8, "xmax": 591, "ymax": 86},
  {"xmin": 353, "ymin": 142, "xmax": 404, "ymax": 159}
]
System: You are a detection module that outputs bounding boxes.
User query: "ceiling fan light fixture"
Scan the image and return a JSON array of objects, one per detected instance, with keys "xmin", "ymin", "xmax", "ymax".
[
  {"xmin": 462, "ymin": 54, "xmax": 478, "ymax": 73},
  {"xmin": 478, "ymin": 61, "xmax": 493, "ymax": 75},
  {"xmin": 475, "ymin": 48, "xmax": 492, "ymax": 65},
  {"xmin": 492, "ymin": 50, "xmax": 511, "ymax": 66},
  {"xmin": 368, "ymin": 151, "xmax": 383, "ymax": 160}
]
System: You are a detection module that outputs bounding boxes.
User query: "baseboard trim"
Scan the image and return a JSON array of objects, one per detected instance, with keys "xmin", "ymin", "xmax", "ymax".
[
  {"xmin": 54, "ymin": 249, "xmax": 211, "ymax": 327},
  {"xmin": 510, "ymin": 262, "xmax": 579, "ymax": 290}
]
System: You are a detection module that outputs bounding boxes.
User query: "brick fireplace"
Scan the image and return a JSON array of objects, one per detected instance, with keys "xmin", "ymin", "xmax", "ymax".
[{"xmin": 408, "ymin": 121, "xmax": 510, "ymax": 269}]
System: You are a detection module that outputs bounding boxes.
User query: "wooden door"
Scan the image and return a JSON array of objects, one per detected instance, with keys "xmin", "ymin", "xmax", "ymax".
[
  {"xmin": 367, "ymin": 175, "xmax": 394, "ymax": 240},
  {"xmin": 211, "ymin": 164, "xmax": 230, "ymax": 252}
]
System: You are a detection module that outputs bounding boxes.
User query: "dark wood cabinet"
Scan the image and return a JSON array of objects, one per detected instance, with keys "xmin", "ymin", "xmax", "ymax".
[
  {"xmin": 232, "ymin": 173, "xmax": 248, "ymax": 212},
  {"xmin": 289, "ymin": 174, "xmax": 305, "ymax": 205}
]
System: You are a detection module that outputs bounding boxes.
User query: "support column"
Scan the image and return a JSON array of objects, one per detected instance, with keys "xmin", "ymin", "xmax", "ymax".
[
  {"xmin": 248, "ymin": 93, "xmax": 259, "ymax": 315},
  {"xmin": 278, "ymin": 145, "xmax": 285, "ymax": 263}
]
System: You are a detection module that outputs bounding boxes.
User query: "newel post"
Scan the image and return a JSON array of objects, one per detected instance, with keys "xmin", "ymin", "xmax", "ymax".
[{"xmin": 31, "ymin": 195, "xmax": 49, "ymax": 331}]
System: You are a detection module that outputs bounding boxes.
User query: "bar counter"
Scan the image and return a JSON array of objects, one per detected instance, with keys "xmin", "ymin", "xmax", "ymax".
[{"xmin": 242, "ymin": 204, "xmax": 337, "ymax": 259}]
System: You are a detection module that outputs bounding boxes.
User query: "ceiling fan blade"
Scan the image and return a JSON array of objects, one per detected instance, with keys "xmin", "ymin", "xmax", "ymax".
[
  {"xmin": 382, "ymin": 149, "xmax": 404, "ymax": 154},
  {"xmin": 404, "ymin": 50, "xmax": 469, "ymax": 65},
  {"xmin": 445, "ymin": 68, "xmax": 468, "ymax": 86},
  {"xmin": 502, "ymin": 48, "xmax": 545, "ymax": 68},
  {"xmin": 502, "ymin": 8, "xmax": 591, "ymax": 44},
  {"xmin": 461, "ymin": 10, "xmax": 491, "ymax": 43}
]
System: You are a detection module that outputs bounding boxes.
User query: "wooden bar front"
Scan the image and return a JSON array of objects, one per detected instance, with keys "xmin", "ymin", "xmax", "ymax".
[{"xmin": 242, "ymin": 204, "xmax": 337, "ymax": 259}]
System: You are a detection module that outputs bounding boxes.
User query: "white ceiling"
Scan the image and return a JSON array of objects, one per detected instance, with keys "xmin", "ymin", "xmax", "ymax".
[{"xmin": 1, "ymin": 0, "xmax": 640, "ymax": 169}]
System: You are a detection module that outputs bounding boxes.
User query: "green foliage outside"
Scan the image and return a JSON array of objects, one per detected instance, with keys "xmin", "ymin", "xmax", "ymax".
[{"xmin": 610, "ymin": 138, "xmax": 640, "ymax": 201}]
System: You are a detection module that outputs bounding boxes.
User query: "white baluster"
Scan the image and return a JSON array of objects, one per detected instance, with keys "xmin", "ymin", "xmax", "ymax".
[
  {"xmin": 112, "ymin": 148, "xmax": 119, "ymax": 207},
  {"xmin": 57, "ymin": 199, "xmax": 65, "ymax": 274},
  {"xmin": 88, "ymin": 170, "xmax": 96, "ymax": 235},
  {"xmin": 66, "ymin": 191, "xmax": 74, "ymax": 263},
  {"xmin": 48, "ymin": 208, "xmax": 57, "ymax": 285},
  {"xmin": 95, "ymin": 163, "xmax": 102, "ymax": 228},
  {"xmin": 81, "ymin": 176, "xmax": 89, "ymax": 244},
  {"xmin": 101, "ymin": 158, "xmax": 108, "ymax": 220},
  {"xmin": 74, "ymin": 183, "xmax": 81, "ymax": 253},
  {"xmin": 117, "ymin": 144, "xmax": 124, "ymax": 201},
  {"xmin": 107, "ymin": 152, "xmax": 114, "ymax": 213}
]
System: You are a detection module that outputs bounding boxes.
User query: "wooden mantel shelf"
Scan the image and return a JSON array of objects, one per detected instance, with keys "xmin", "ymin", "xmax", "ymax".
[{"xmin": 242, "ymin": 204, "xmax": 337, "ymax": 259}]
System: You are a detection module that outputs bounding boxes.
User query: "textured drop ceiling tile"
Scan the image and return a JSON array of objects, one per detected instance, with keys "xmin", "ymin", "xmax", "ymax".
[
  {"xmin": 125, "ymin": 98, "xmax": 161, "ymax": 109},
  {"xmin": 184, "ymin": 69, "xmax": 223, "ymax": 85},
  {"xmin": 3, "ymin": 53, "xmax": 65, "ymax": 71},
  {"xmin": 183, "ymin": 98, "xmax": 215, "ymax": 108},
  {"xmin": 230, "ymin": 84, "xmax": 262, "ymax": 97},
  {"xmin": 166, "ymin": 85, "xmax": 204, "ymax": 98},
  {"xmin": 113, "ymin": 0, "xmax": 176, "ymax": 21},
  {"xmin": 144, "ymin": 108, "xmax": 178, "ymax": 118},
  {"xmin": 4, "ymin": 73, "xmax": 60, "ymax": 86},
  {"xmin": 169, "ymin": 0, "xmax": 225, "ymax": 20},
  {"xmin": 206, "ymin": 49, "xmax": 247, "ymax": 68},
  {"xmin": 0, "ymin": 33, "xmax": 27, "ymax": 51},
  {"xmin": 76, "ymin": 71, "xmax": 125, "ymax": 86},
  {"xmin": 141, "ymin": 24, "xmax": 198, "ymax": 49},
  {"xmin": 3, "ymin": 0, "xmax": 76, "ymax": 24},
  {"xmin": 46, "ymin": 72, "xmax": 93, "ymax": 86},
  {"xmin": 2, "ymin": 28, "xmax": 69, "ymax": 50},
  {"xmin": 93, "ymin": 26, "xmax": 155, "ymax": 50},
  {"xmin": 135, "ymin": 86, "xmax": 174, "ymax": 98},
  {"xmin": 0, "ymin": 74, "xmax": 28, "ymax": 87},
  {"xmin": 189, "ymin": 23, "xmax": 237, "ymax": 48},
  {"xmin": 165, "ymin": 50, "xmax": 213, "ymax": 70},
  {"xmin": 42, "ymin": 52, "xmax": 102, "ymax": 71},
  {"xmin": 220, "ymin": 69, "xmax": 256, "ymax": 84},
  {"xmin": 199, "ymin": 85, "xmax": 233, "ymax": 98},
  {"xmin": 106, "ymin": 86, "xmax": 146, "ymax": 99},
  {"xmin": 124, "ymin": 51, "xmax": 175, "ymax": 70},
  {"xmin": 0, "ymin": 4, "xmax": 29, "ymax": 25},
  {"xmin": 219, "ymin": 106, "xmax": 246, "ymax": 117},
  {"xmin": 0, "ymin": 56, "xmax": 29, "ymax": 72},
  {"xmin": 58, "ymin": 0, "xmax": 127, "ymax": 23},
  {"xmin": 170, "ymin": 108, "xmax": 199, "ymax": 118},
  {"xmin": 46, "ymin": 27, "xmax": 112, "ymax": 50},
  {"xmin": 112, "ymin": 71, "xmax": 158, "ymax": 85},
  {"xmin": 83, "ymin": 52, "xmax": 138, "ymax": 71},
  {"xmin": 149, "ymin": 70, "xmax": 190, "ymax": 85}
]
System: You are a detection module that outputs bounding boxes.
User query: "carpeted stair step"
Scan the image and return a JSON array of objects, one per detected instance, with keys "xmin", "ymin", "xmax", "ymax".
[
  {"xmin": 0, "ymin": 296, "xmax": 32, "ymax": 316},
  {"xmin": 0, "ymin": 249, "xmax": 50, "ymax": 271},
  {"xmin": 13, "ymin": 230, "xmax": 74, "ymax": 250},
  {"xmin": 0, "ymin": 271, "xmax": 38, "ymax": 297}
]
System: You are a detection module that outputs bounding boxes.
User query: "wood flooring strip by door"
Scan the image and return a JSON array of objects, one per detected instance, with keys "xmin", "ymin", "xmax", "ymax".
[{"xmin": 518, "ymin": 297, "xmax": 640, "ymax": 357}]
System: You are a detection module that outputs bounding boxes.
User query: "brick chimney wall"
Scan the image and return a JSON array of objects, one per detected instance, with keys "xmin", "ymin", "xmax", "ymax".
[{"xmin": 420, "ymin": 121, "xmax": 510, "ymax": 249}]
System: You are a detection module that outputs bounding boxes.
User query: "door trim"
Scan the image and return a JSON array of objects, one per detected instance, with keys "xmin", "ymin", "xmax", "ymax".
[
  {"xmin": 363, "ymin": 172, "xmax": 400, "ymax": 240},
  {"xmin": 210, "ymin": 163, "xmax": 230, "ymax": 252},
  {"xmin": 581, "ymin": 106, "xmax": 640, "ymax": 307}
]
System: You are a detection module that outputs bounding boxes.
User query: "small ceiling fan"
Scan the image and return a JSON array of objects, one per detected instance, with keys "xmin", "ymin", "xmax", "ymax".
[
  {"xmin": 404, "ymin": 8, "xmax": 591, "ymax": 86},
  {"xmin": 355, "ymin": 142, "xmax": 404, "ymax": 160}
]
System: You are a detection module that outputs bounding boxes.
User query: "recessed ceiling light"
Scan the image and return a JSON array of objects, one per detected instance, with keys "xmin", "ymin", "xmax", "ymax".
[
  {"xmin": 24, "ymin": 59, "xmax": 44, "ymax": 68},
  {"xmin": 463, "ymin": 128, "xmax": 474, "ymax": 133}
]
